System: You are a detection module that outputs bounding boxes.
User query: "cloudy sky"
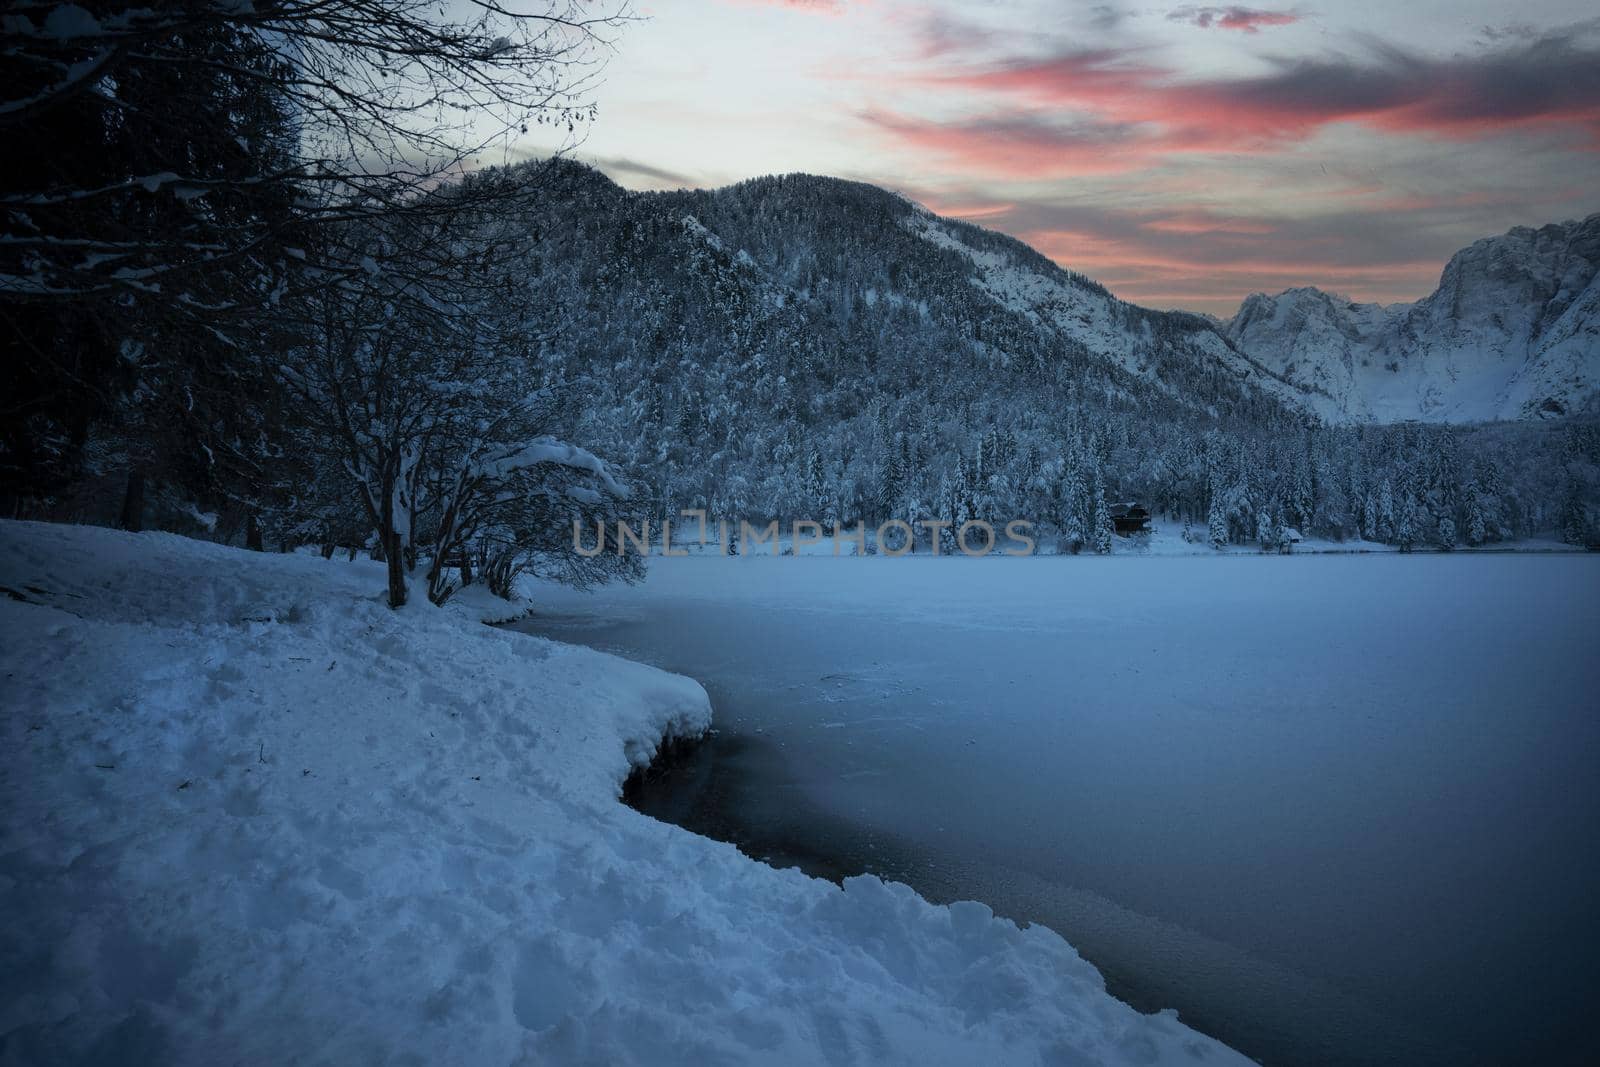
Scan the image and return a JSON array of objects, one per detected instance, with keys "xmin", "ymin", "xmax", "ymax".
[{"xmin": 543, "ymin": 0, "xmax": 1600, "ymax": 315}]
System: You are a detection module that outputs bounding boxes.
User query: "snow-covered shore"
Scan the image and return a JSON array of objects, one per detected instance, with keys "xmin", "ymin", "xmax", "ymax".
[
  {"xmin": 0, "ymin": 520, "xmax": 1250, "ymax": 1066},
  {"xmin": 601, "ymin": 517, "xmax": 1582, "ymax": 559}
]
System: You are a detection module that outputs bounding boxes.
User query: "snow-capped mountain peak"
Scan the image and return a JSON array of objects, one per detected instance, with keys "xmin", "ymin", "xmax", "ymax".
[{"xmin": 1225, "ymin": 214, "xmax": 1600, "ymax": 423}]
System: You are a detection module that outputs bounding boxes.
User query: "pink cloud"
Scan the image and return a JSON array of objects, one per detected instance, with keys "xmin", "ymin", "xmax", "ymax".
[
  {"xmin": 1168, "ymin": 7, "xmax": 1301, "ymax": 34},
  {"xmin": 856, "ymin": 21, "xmax": 1600, "ymax": 312},
  {"xmin": 916, "ymin": 37, "xmax": 1600, "ymax": 151},
  {"xmin": 1142, "ymin": 214, "xmax": 1279, "ymax": 235},
  {"xmin": 862, "ymin": 108, "xmax": 1171, "ymax": 177}
]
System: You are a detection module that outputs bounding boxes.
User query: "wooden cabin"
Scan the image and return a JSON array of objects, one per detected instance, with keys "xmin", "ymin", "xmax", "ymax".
[{"xmin": 1109, "ymin": 502, "xmax": 1151, "ymax": 535}]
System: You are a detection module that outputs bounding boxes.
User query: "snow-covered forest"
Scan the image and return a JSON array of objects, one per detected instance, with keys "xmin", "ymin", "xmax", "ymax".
[
  {"xmin": 475, "ymin": 164, "xmax": 1600, "ymax": 553},
  {"xmin": 8, "ymin": 133, "xmax": 1598, "ymax": 576},
  {"xmin": 1, "ymin": 2, "xmax": 642, "ymax": 609}
]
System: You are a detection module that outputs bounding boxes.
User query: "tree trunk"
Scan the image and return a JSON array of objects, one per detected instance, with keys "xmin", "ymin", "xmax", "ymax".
[
  {"xmin": 118, "ymin": 470, "xmax": 145, "ymax": 532},
  {"xmin": 246, "ymin": 512, "xmax": 264, "ymax": 551},
  {"xmin": 320, "ymin": 542, "xmax": 336, "ymax": 559},
  {"xmin": 383, "ymin": 531, "xmax": 408, "ymax": 608}
]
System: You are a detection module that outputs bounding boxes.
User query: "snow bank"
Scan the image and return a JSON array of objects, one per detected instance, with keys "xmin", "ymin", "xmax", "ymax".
[{"xmin": 0, "ymin": 520, "xmax": 1250, "ymax": 1066}]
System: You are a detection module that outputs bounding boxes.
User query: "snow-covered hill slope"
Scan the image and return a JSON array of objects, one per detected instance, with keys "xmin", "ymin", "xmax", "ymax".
[
  {"xmin": 522, "ymin": 162, "xmax": 1593, "ymax": 435},
  {"xmin": 1226, "ymin": 215, "xmax": 1600, "ymax": 423},
  {"xmin": 514, "ymin": 162, "xmax": 1316, "ymax": 460},
  {"xmin": 902, "ymin": 208, "xmax": 1312, "ymax": 416},
  {"xmin": 0, "ymin": 520, "xmax": 1250, "ymax": 1066}
]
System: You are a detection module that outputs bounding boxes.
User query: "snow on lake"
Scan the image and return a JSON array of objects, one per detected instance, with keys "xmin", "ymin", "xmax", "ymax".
[{"xmin": 519, "ymin": 553, "xmax": 1600, "ymax": 1067}]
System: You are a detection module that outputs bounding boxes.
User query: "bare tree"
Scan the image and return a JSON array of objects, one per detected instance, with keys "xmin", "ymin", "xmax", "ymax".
[
  {"xmin": 1, "ymin": 0, "xmax": 628, "ymax": 502},
  {"xmin": 275, "ymin": 182, "xmax": 635, "ymax": 607},
  {"xmin": 1, "ymin": 0, "xmax": 627, "ymax": 299}
]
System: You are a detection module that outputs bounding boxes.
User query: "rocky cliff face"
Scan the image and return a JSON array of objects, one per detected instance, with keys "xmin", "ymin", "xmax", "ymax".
[{"xmin": 1226, "ymin": 215, "xmax": 1600, "ymax": 423}]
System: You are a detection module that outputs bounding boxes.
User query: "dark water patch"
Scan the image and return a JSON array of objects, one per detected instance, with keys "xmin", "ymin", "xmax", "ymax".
[
  {"xmin": 624, "ymin": 729, "xmax": 906, "ymax": 886},
  {"xmin": 617, "ymin": 718, "xmax": 1457, "ymax": 1067}
]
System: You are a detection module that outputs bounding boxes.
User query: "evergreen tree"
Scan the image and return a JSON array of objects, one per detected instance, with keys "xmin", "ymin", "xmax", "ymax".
[
  {"xmin": 1436, "ymin": 515, "xmax": 1457, "ymax": 551},
  {"xmin": 1561, "ymin": 470, "xmax": 1590, "ymax": 546},
  {"xmin": 804, "ymin": 447, "xmax": 827, "ymax": 516},
  {"xmin": 901, "ymin": 496, "xmax": 922, "ymax": 554},
  {"xmin": 936, "ymin": 475, "xmax": 960, "ymax": 554},
  {"xmin": 1256, "ymin": 509, "xmax": 1279, "ymax": 553},
  {"xmin": 1290, "ymin": 454, "xmax": 1315, "ymax": 530},
  {"xmin": 1395, "ymin": 494, "xmax": 1417, "ymax": 553},
  {"xmin": 1208, "ymin": 490, "xmax": 1229, "ymax": 550},
  {"xmin": 1091, "ymin": 469, "xmax": 1114, "ymax": 554},
  {"xmin": 1465, "ymin": 481, "xmax": 1488, "ymax": 547},
  {"xmin": 1057, "ymin": 466, "xmax": 1088, "ymax": 554},
  {"xmin": 879, "ymin": 433, "xmax": 907, "ymax": 521}
]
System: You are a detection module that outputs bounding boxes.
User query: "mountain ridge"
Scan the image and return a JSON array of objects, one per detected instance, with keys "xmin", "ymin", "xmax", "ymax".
[
  {"xmin": 490, "ymin": 159, "xmax": 1591, "ymax": 546},
  {"xmin": 587, "ymin": 158, "xmax": 1596, "ymax": 425},
  {"xmin": 1223, "ymin": 213, "xmax": 1600, "ymax": 423}
]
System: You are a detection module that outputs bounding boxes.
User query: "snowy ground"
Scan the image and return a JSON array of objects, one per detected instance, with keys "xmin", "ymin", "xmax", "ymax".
[
  {"xmin": 0, "ymin": 520, "xmax": 1250, "ymax": 1066},
  {"xmin": 522, "ymin": 551, "xmax": 1600, "ymax": 1067}
]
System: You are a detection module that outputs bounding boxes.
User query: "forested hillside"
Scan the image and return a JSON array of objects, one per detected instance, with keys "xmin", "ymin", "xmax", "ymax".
[
  {"xmin": 8, "ymin": 135, "xmax": 1596, "ymax": 556},
  {"xmin": 492, "ymin": 162, "xmax": 1599, "ymax": 550}
]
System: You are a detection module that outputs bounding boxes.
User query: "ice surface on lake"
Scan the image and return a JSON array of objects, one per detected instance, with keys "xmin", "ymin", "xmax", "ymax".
[{"xmin": 525, "ymin": 552, "xmax": 1600, "ymax": 1067}]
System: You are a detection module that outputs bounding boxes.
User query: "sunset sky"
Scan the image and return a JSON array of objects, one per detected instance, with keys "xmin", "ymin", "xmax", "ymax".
[{"xmin": 539, "ymin": 0, "xmax": 1600, "ymax": 315}]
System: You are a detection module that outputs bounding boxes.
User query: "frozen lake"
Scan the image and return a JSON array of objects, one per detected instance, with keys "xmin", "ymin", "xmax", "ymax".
[{"xmin": 516, "ymin": 554, "xmax": 1600, "ymax": 1067}]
